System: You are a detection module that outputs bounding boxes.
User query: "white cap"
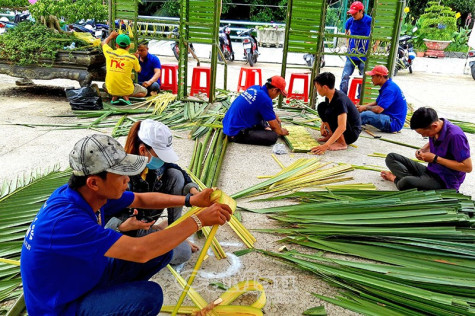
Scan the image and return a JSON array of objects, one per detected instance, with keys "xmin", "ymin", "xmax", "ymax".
[{"xmin": 138, "ymin": 119, "xmax": 179, "ymax": 163}]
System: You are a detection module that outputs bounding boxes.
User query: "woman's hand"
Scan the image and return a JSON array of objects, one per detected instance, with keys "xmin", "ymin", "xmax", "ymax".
[{"xmin": 118, "ymin": 209, "xmax": 155, "ymax": 232}]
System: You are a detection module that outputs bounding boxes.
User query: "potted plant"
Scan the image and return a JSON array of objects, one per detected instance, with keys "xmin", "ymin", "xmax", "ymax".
[{"xmin": 419, "ymin": 1, "xmax": 458, "ymax": 57}]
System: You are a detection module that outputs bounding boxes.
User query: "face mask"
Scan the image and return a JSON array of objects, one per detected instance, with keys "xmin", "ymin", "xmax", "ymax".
[{"xmin": 146, "ymin": 149, "xmax": 165, "ymax": 170}]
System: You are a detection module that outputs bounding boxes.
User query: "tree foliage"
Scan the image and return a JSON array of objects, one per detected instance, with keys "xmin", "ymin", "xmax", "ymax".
[
  {"xmin": 0, "ymin": 22, "xmax": 87, "ymax": 65},
  {"xmin": 420, "ymin": 1, "xmax": 458, "ymax": 41},
  {"xmin": 0, "ymin": 0, "xmax": 29, "ymax": 8},
  {"xmin": 29, "ymin": 0, "xmax": 107, "ymax": 24}
]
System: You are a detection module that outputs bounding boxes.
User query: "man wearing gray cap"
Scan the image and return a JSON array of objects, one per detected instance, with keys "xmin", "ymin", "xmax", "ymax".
[{"xmin": 20, "ymin": 134, "xmax": 232, "ymax": 315}]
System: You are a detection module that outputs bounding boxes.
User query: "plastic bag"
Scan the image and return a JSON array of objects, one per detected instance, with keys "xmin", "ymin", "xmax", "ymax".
[
  {"xmin": 272, "ymin": 143, "xmax": 288, "ymax": 155},
  {"xmin": 65, "ymin": 86, "xmax": 103, "ymax": 110}
]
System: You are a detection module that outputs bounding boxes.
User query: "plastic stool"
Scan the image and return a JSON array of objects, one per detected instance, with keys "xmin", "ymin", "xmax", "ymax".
[
  {"xmin": 287, "ymin": 73, "xmax": 310, "ymax": 102},
  {"xmin": 348, "ymin": 77, "xmax": 363, "ymax": 105},
  {"xmin": 237, "ymin": 67, "xmax": 263, "ymax": 92},
  {"xmin": 190, "ymin": 67, "xmax": 211, "ymax": 97},
  {"xmin": 160, "ymin": 64, "xmax": 179, "ymax": 94}
]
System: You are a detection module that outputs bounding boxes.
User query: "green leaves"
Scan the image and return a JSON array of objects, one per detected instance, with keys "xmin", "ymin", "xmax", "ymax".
[
  {"xmin": 0, "ymin": 22, "xmax": 88, "ymax": 65},
  {"xmin": 254, "ymin": 189, "xmax": 475, "ymax": 314},
  {"xmin": 0, "ymin": 168, "xmax": 70, "ymax": 305},
  {"xmin": 29, "ymin": 0, "xmax": 107, "ymax": 25}
]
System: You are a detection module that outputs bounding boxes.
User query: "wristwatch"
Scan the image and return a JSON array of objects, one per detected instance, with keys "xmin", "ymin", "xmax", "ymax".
[{"xmin": 433, "ymin": 155, "xmax": 439, "ymax": 163}]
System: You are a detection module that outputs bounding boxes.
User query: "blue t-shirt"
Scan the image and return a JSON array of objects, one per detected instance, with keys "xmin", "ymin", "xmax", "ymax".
[
  {"xmin": 20, "ymin": 184, "xmax": 135, "ymax": 315},
  {"xmin": 138, "ymin": 52, "xmax": 161, "ymax": 84},
  {"xmin": 345, "ymin": 14, "xmax": 372, "ymax": 61},
  {"xmin": 376, "ymin": 78, "xmax": 407, "ymax": 132},
  {"xmin": 222, "ymin": 85, "xmax": 276, "ymax": 136}
]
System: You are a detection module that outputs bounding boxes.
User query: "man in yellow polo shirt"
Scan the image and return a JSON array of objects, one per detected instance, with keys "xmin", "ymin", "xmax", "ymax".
[{"xmin": 102, "ymin": 31, "xmax": 147, "ymax": 104}]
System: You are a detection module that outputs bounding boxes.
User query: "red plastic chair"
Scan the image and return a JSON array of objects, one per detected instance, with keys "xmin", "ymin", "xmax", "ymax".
[
  {"xmin": 237, "ymin": 67, "xmax": 263, "ymax": 92},
  {"xmin": 160, "ymin": 64, "xmax": 179, "ymax": 94},
  {"xmin": 287, "ymin": 73, "xmax": 310, "ymax": 102},
  {"xmin": 348, "ymin": 77, "xmax": 363, "ymax": 105},
  {"xmin": 190, "ymin": 67, "xmax": 211, "ymax": 97}
]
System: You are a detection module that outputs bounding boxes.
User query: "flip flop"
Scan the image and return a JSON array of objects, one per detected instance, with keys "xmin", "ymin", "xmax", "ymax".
[
  {"xmin": 110, "ymin": 98, "xmax": 132, "ymax": 106},
  {"xmin": 119, "ymin": 98, "xmax": 132, "ymax": 105}
]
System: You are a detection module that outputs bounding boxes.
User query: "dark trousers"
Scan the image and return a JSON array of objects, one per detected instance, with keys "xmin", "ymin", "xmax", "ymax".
[
  {"xmin": 230, "ymin": 122, "xmax": 278, "ymax": 146},
  {"xmin": 317, "ymin": 103, "xmax": 360, "ymax": 145},
  {"xmin": 385, "ymin": 153, "xmax": 445, "ymax": 191},
  {"xmin": 76, "ymin": 252, "xmax": 172, "ymax": 315}
]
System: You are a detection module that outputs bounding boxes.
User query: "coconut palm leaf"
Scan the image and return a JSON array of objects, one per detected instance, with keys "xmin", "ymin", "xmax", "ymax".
[{"xmin": 0, "ymin": 167, "xmax": 70, "ymax": 306}]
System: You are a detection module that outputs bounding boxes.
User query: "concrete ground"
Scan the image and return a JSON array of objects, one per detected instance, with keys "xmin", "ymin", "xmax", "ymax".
[{"xmin": 0, "ymin": 45, "xmax": 474, "ymax": 315}]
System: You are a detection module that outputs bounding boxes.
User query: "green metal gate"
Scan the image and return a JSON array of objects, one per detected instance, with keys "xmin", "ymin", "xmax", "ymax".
[
  {"xmin": 281, "ymin": 0, "xmax": 328, "ymax": 106},
  {"xmin": 281, "ymin": 0, "xmax": 404, "ymax": 107},
  {"xmin": 177, "ymin": 0, "xmax": 222, "ymax": 102}
]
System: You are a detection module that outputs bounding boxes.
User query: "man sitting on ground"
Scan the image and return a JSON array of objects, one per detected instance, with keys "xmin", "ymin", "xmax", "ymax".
[
  {"xmin": 102, "ymin": 31, "xmax": 147, "ymax": 104},
  {"xmin": 20, "ymin": 134, "xmax": 232, "ymax": 315},
  {"xmin": 311, "ymin": 72, "xmax": 362, "ymax": 154},
  {"xmin": 136, "ymin": 41, "xmax": 161, "ymax": 96},
  {"xmin": 222, "ymin": 76, "xmax": 289, "ymax": 146},
  {"xmin": 381, "ymin": 107, "xmax": 472, "ymax": 191},
  {"xmin": 357, "ymin": 65, "xmax": 407, "ymax": 133}
]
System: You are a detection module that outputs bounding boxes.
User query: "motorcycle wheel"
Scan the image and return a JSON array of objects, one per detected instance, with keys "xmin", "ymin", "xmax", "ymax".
[
  {"xmin": 247, "ymin": 52, "xmax": 254, "ymax": 67},
  {"xmin": 230, "ymin": 52, "xmax": 234, "ymax": 62},
  {"xmin": 393, "ymin": 67, "xmax": 399, "ymax": 76},
  {"xmin": 471, "ymin": 64, "xmax": 475, "ymax": 80},
  {"xmin": 408, "ymin": 65, "xmax": 413, "ymax": 74},
  {"xmin": 320, "ymin": 59, "xmax": 325, "ymax": 68},
  {"xmin": 217, "ymin": 47, "xmax": 223, "ymax": 61},
  {"xmin": 252, "ymin": 54, "xmax": 258, "ymax": 64},
  {"xmin": 172, "ymin": 45, "xmax": 179, "ymax": 61}
]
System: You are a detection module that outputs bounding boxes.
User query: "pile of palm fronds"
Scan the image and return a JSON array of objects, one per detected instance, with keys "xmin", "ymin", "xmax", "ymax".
[
  {"xmin": 0, "ymin": 168, "xmax": 71, "ymax": 307},
  {"xmin": 189, "ymin": 129, "xmax": 228, "ymax": 188},
  {"xmin": 231, "ymin": 158, "xmax": 372, "ymax": 199},
  {"xmin": 450, "ymin": 119, "xmax": 475, "ymax": 134},
  {"xmin": 247, "ymin": 189, "xmax": 475, "ymax": 315},
  {"xmin": 278, "ymin": 102, "xmax": 321, "ymax": 130},
  {"xmin": 11, "ymin": 94, "xmax": 233, "ymax": 140}
]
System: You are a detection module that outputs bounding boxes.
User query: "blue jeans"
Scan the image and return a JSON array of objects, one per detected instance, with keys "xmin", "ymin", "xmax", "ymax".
[
  {"xmin": 139, "ymin": 81, "xmax": 160, "ymax": 95},
  {"xmin": 361, "ymin": 111, "xmax": 392, "ymax": 133},
  {"xmin": 340, "ymin": 58, "xmax": 366, "ymax": 95},
  {"xmin": 76, "ymin": 251, "xmax": 172, "ymax": 315}
]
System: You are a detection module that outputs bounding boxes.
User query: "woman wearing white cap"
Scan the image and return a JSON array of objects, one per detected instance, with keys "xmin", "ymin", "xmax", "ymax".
[{"xmin": 105, "ymin": 119, "xmax": 200, "ymax": 264}]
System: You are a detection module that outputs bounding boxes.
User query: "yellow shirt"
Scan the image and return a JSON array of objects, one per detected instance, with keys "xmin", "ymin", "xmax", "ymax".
[{"xmin": 103, "ymin": 44, "xmax": 141, "ymax": 96}]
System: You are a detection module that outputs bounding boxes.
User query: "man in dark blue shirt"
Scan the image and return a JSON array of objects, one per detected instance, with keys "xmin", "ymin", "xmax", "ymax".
[
  {"xmin": 20, "ymin": 134, "xmax": 232, "ymax": 315},
  {"xmin": 136, "ymin": 42, "xmax": 162, "ymax": 96},
  {"xmin": 223, "ymin": 76, "xmax": 289, "ymax": 146},
  {"xmin": 357, "ymin": 65, "xmax": 407, "ymax": 133},
  {"xmin": 340, "ymin": 1, "xmax": 372, "ymax": 95}
]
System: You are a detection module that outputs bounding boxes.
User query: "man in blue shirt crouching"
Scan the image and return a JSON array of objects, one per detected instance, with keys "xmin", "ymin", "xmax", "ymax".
[
  {"xmin": 136, "ymin": 41, "xmax": 162, "ymax": 96},
  {"xmin": 222, "ymin": 76, "xmax": 289, "ymax": 146},
  {"xmin": 20, "ymin": 134, "xmax": 232, "ymax": 315},
  {"xmin": 357, "ymin": 65, "xmax": 407, "ymax": 133}
]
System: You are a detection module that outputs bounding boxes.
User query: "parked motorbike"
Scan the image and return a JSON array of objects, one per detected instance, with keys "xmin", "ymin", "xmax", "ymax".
[
  {"xmin": 468, "ymin": 50, "xmax": 475, "ymax": 80},
  {"xmin": 218, "ymin": 25, "xmax": 234, "ymax": 62},
  {"xmin": 394, "ymin": 34, "xmax": 416, "ymax": 76},
  {"xmin": 68, "ymin": 20, "xmax": 109, "ymax": 40},
  {"xmin": 171, "ymin": 26, "xmax": 195, "ymax": 61},
  {"xmin": 237, "ymin": 28, "xmax": 259, "ymax": 67},
  {"xmin": 303, "ymin": 53, "xmax": 326, "ymax": 68}
]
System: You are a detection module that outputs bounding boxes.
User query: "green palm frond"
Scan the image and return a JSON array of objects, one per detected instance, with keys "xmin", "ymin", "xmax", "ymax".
[{"xmin": 0, "ymin": 167, "xmax": 70, "ymax": 305}]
